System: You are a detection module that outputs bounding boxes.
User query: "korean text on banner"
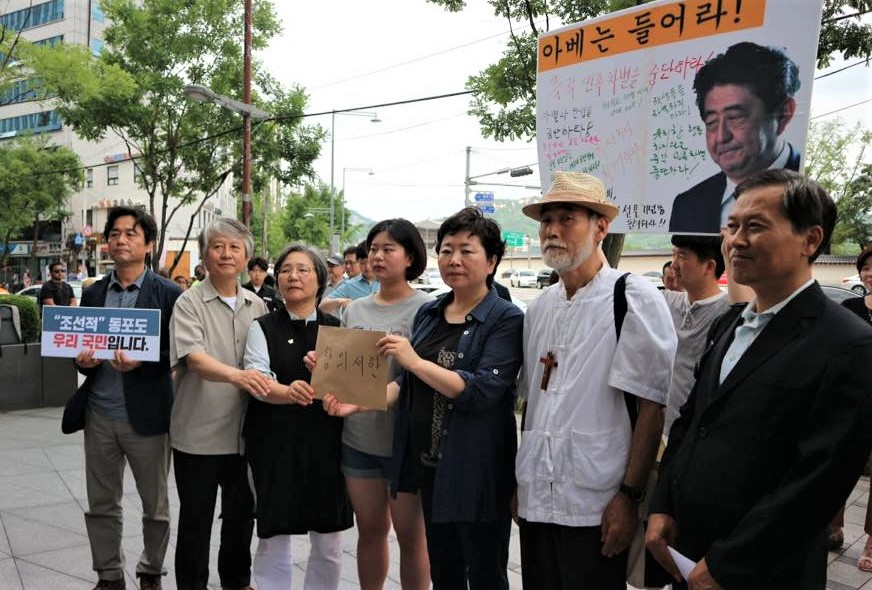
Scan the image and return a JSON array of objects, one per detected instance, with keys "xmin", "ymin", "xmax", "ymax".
[{"xmin": 41, "ymin": 306, "xmax": 161, "ymax": 362}]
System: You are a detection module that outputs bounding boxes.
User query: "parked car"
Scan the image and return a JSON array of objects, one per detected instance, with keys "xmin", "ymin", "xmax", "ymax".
[
  {"xmin": 841, "ymin": 274, "xmax": 866, "ymax": 295},
  {"xmin": 822, "ymin": 285, "xmax": 862, "ymax": 304},
  {"xmin": 16, "ymin": 282, "xmax": 84, "ymax": 304},
  {"xmin": 642, "ymin": 271, "xmax": 665, "ymax": 290},
  {"xmin": 536, "ymin": 269, "xmax": 554, "ymax": 289},
  {"xmin": 510, "ymin": 269, "xmax": 537, "ymax": 288},
  {"xmin": 419, "ymin": 268, "xmax": 444, "ymax": 286}
]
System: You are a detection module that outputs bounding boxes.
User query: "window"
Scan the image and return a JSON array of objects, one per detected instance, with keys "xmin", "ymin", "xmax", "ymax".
[
  {"xmin": 0, "ymin": 0, "xmax": 64, "ymax": 32},
  {"xmin": 0, "ymin": 110, "xmax": 61, "ymax": 137},
  {"xmin": 85, "ymin": 168, "xmax": 93, "ymax": 188},
  {"xmin": 107, "ymin": 165, "xmax": 119, "ymax": 186},
  {"xmin": 0, "ymin": 80, "xmax": 39, "ymax": 105}
]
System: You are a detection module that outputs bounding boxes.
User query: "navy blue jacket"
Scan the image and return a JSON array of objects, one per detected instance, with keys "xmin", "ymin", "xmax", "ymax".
[
  {"xmin": 391, "ymin": 288, "xmax": 524, "ymax": 523},
  {"xmin": 75, "ymin": 269, "xmax": 182, "ymax": 436}
]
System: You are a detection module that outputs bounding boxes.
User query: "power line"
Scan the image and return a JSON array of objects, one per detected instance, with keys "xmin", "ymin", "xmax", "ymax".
[
  {"xmin": 815, "ymin": 59, "xmax": 870, "ymax": 79},
  {"xmin": 811, "ymin": 98, "xmax": 872, "ymax": 119}
]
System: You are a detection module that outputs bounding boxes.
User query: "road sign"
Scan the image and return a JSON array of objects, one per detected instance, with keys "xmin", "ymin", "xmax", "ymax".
[
  {"xmin": 478, "ymin": 205, "xmax": 495, "ymax": 214},
  {"xmin": 474, "ymin": 191, "xmax": 494, "ymax": 203},
  {"xmin": 502, "ymin": 231, "xmax": 525, "ymax": 247}
]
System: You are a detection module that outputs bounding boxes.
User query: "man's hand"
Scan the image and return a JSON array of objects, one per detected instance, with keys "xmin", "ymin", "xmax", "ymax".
[
  {"xmin": 232, "ymin": 368, "xmax": 273, "ymax": 398},
  {"xmin": 688, "ymin": 558, "xmax": 722, "ymax": 590},
  {"xmin": 75, "ymin": 348, "xmax": 102, "ymax": 369},
  {"xmin": 645, "ymin": 513, "xmax": 682, "ymax": 582},
  {"xmin": 108, "ymin": 350, "xmax": 141, "ymax": 373},
  {"xmin": 601, "ymin": 491, "xmax": 638, "ymax": 557}
]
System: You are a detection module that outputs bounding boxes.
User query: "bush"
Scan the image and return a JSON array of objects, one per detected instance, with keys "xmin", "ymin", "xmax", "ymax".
[{"xmin": 0, "ymin": 294, "xmax": 40, "ymax": 342}]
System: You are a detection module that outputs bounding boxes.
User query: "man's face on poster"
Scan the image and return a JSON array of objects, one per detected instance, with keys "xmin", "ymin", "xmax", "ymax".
[{"xmin": 702, "ymin": 83, "xmax": 794, "ymax": 184}]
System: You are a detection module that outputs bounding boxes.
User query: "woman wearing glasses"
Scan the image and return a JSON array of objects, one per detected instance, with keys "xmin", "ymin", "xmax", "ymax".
[{"xmin": 242, "ymin": 243, "xmax": 352, "ymax": 590}]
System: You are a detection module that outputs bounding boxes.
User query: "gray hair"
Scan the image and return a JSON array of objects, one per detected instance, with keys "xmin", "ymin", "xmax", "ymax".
[
  {"xmin": 198, "ymin": 218, "xmax": 254, "ymax": 259},
  {"xmin": 273, "ymin": 242, "xmax": 329, "ymax": 302}
]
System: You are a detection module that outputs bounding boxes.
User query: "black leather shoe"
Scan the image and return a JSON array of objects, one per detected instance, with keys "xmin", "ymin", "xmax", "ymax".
[{"xmin": 137, "ymin": 573, "xmax": 162, "ymax": 590}]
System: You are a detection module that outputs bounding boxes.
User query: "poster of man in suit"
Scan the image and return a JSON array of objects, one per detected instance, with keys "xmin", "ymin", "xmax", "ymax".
[{"xmin": 535, "ymin": 0, "xmax": 823, "ymax": 234}]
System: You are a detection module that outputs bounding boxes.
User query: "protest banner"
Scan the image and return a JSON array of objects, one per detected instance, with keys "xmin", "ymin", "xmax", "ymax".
[
  {"xmin": 536, "ymin": 0, "xmax": 824, "ymax": 234},
  {"xmin": 41, "ymin": 306, "xmax": 161, "ymax": 361},
  {"xmin": 310, "ymin": 325, "xmax": 389, "ymax": 410}
]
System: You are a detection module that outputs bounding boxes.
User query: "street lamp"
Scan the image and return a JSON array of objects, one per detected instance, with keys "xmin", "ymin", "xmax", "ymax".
[
  {"xmin": 341, "ymin": 166, "xmax": 374, "ymax": 245},
  {"xmin": 329, "ymin": 110, "xmax": 380, "ymax": 253},
  {"xmin": 463, "ymin": 146, "xmax": 538, "ymax": 207},
  {"xmin": 304, "ymin": 208, "xmax": 332, "ymax": 250},
  {"xmin": 183, "ymin": 84, "xmax": 271, "ymax": 228}
]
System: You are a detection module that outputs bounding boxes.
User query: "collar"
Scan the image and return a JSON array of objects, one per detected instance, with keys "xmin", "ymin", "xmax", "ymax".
[
  {"xmin": 200, "ymin": 276, "xmax": 255, "ymax": 304},
  {"xmin": 286, "ymin": 308, "xmax": 317, "ymax": 322},
  {"xmin": 722, "ymin": 143, "xmax": 790, "ymax": 208},
  {"xmin": 689, "ymin": 290, "xmax": 727, "ymax": 308},
  {"xmin": 109, "ymin": 268, "xmax": 147, "ymax": 292},
  {"xmin": 742, "ymin": 278, "xmax": 815, "ymax": 321},
  {"xmin": 422, "ymin": 286, "xmax": 501, "ymax": 323}
]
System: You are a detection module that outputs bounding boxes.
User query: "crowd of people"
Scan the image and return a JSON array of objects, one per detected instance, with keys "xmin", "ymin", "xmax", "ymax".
[{"xmin": 62, "ymin": 164, "xmax": 872, "ymax": 590}]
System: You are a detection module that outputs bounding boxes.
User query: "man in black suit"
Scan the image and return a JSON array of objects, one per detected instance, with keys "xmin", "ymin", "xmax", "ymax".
[
  {"xmin": 647, "ymin": 169, "xmax": 872, "ymax": 589},
  {"xmin": 70, "ymin": 207, "xmax": 183, "ymax": 590},
  {"xmin": 242, "ymin": 255, "xmax": 277, "ymax": 310},
  {"xmin": 669, "ymin": 43, "xmax": 801, "ymax": 234}
]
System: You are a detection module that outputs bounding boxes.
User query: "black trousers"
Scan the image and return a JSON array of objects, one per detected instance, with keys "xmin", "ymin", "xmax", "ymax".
[
  {"xmin": 420, "ymin": 485, "xmax": 511, "ymax": 590},
  {"xmin": 519, "ymin": 519, "xmax": 627, "ymax": 590},
  {"xmin": 173, "ymin": 450, "xmax": 254, "ymax": 590}
]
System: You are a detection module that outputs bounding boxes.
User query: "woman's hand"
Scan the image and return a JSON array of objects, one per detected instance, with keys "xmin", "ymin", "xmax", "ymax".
[
  {"xmin": 304, "ymin": 350, "xmax": 318, "ymax": 372},
  {"xmin": 322, "ymin": 393, "xmax": 362, "ymax": 417},
  {"xmin": 377, "ymin": 334, "xmax": 421, "ymax": 370},
  {"xmin": 286, "ymin": 380, "xmax": 315, "ymax": 405}
]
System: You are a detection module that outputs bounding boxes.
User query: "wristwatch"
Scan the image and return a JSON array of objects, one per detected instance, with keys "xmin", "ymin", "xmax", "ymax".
[{"xmin": 619, "ymin": 482, "xmax": 646, "ymax": 504}]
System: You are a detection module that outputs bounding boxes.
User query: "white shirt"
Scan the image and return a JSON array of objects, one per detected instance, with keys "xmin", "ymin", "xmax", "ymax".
[
  {"xmin": 719, "ymin": 279, "xmax": 814, "ymax": 384},
  {"xmin": 516, "ymin": 266, "xmax": 677, "ymax": 527}
]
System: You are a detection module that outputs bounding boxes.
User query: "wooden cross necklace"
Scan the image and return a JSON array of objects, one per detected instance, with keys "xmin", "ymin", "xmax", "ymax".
[{"xmin": 539, "ymin": 351, "xmax": 558, "ymax": 390}]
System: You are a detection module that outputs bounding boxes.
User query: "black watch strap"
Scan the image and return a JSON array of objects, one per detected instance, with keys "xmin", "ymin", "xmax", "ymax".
[{"xmin": 619, "ymin": 482, "xmax": 645, "ymax": 504}]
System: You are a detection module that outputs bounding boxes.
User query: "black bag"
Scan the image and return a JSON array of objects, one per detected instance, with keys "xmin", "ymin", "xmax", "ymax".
[{"xmin": 61, "ymin": 385, "xmax": 89, "ymax": 434}]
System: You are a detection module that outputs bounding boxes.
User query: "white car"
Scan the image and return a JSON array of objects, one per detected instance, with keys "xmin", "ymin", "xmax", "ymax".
[
  {"xmin": 510, "ymin": 269, "xmax": 537, "ymax": 288},
  {"xmin": 417, "ymin": 284, "xmax": 527, "ymax": 314},
  {"xmin": 16, "ymin": 282, "xmax": 84, "ymax": 303},
  {"xmin": 419, "ymin": 268, "xmax": 444, "ymax": 286},
  {"xmin": 841, "ymin": 274, "xmax": 866, "ymax": 295}
]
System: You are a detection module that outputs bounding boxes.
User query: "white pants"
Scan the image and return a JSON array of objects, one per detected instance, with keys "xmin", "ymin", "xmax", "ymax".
[{"xmin": 252, "ymin": 531, "xmax": 343, "ymax": 590}]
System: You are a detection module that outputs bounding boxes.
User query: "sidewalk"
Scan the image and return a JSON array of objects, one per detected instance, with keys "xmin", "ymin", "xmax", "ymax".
[{"xmin": 0, "ymin": 406, "xmax": 866, "ymax": 589}]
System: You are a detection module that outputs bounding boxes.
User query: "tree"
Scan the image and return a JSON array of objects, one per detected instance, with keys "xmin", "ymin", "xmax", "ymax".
[
  {"xmin": 804, "ymin": 119, "xmax": 872, "ymax": 251},
  {"xmin": 279, "ymin": 183, "xmax": 358, "ymax": 252},
  {"xmin": 0, "ymin": 136, "xmax": 82, "ymax": 273},
  {"xmin": 26, "ymin": 0, "xmax": 323, "ymax": 272},
  {"xmin": 831, "ymin": 165, "xmax": 872, "ymax": 249}
]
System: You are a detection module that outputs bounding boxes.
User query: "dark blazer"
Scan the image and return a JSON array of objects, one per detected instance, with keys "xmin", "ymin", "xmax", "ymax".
[
  {"xmin": 243, "ymin": 281, "xmax": 278, "ymax": 311},
  {"xmin": 669, "ymin": 144, "xmax": 801, "ymax": 233},
  {"xmin": 64, "ymin": 269, "xmax": 183, "ymax": 436},
  {"xmin": 650, "ymin": 283, "xmax": 872, "ymax": 589},
  {"xmin": 391, "ymin": 288, "xmax": 524, "ymax": 523}
]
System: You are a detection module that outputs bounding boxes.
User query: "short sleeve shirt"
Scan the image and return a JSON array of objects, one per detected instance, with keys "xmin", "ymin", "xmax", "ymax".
[{"xmin": 170, "ymin": 277, "xmax": 268, "ymax": 455}]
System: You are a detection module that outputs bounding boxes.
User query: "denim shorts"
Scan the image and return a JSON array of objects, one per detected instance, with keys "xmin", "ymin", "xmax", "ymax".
[{"xmin": 340, "ymin": 443, "xmax": 393, "ymax": 480}]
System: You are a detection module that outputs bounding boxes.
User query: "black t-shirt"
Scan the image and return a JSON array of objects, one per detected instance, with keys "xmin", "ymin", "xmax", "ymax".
[
  {"xmin": 408, "ymin": 315, "xmax": 466, "ymax": 489},
  {"xmin": 842, "ymin": 296, "xmax": 872, "ymax": 326},
  {"xmin": 39, "ymin": 280, "xmax": 74, "ymax": 306}
]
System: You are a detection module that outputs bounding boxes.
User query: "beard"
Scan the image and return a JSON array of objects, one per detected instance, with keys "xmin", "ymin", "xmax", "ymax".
[{"xmin": 542, "ymin": 234, "xmax": 596, "ymax": 274}]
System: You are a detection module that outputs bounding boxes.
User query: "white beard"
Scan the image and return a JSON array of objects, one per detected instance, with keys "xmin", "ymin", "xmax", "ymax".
[{"xmin": 542, "ymin": 234, "xmax": 596, "ymax": 274}]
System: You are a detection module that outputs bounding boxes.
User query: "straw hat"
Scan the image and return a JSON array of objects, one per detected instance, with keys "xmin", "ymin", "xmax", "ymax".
[{"xmin": 522, "ymin": 171, "xmax": 619, "ymax": 221}]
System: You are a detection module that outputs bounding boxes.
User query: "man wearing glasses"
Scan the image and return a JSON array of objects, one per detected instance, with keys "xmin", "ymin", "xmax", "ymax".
[{"xmin": 39, "ymin": 261, "xmax": 78, "ymax": 307}]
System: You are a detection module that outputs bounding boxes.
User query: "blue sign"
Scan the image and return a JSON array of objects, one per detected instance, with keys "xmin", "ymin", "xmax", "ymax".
[
  {"xmin": 74, "ymin": 233, "xmax": 84, "ymax": 246},
  {"xmin": 474, "ymin": 191, "xmax": 494, "ymax": 203},
  {"xmin": 41, "ymin": 307, "xmax": 161, "ymax": 361},
  {"xmin": 478, "ymin": 205, "xmax": 495, "ymax": 214}
]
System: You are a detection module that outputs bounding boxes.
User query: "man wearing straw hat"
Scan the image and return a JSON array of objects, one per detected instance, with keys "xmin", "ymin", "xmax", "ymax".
[{"xmin": 515, "ymin": 171, "xmax": 677, "ymax": 589}]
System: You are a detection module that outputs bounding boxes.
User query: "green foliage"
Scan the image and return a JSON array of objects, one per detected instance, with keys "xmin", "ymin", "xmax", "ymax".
[
  {"xmin": 0, "ymin": 136, "xmax": 82, "ymax": 268},
  {"xmin": 0, "ymin": 294, "xmax": 41, "ymax": 343},
  {"xmin": 428, "ymin": 0, "xmax": 872, "ymax": 142},
  {"xmin": 832, "ymin": 164, "xmax": 872, "ymax": 249},
  {"xmin": 804, "ymin": 119, "xmax": 872, "ymax": 250},
  {"xmin": 279, "ymin": 184, "xmax": 358, "ymax": 252},
  {"xmin": 25, "ymin": 0, "xmax": 322, "ymax": 273}
]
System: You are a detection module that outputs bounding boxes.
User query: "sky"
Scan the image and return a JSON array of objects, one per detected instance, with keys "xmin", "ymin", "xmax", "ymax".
[{"xmin": 259, "ymin": 0, "xmax": 872, "ymax": 225}]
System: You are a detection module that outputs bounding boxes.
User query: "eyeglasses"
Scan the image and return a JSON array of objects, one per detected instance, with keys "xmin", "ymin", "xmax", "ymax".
[{"xmin": 278, "ymin": 265, "xmax": 312, "ymax": 278}]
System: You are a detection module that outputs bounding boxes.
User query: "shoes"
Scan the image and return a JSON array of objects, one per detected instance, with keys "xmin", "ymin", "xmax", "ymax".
[
  {"xmin": 92, "ymin": 580, "xmax": 126, "ymax": 590},
  {"xmin": 859, "ymin": 539, "xmax": 872, "ymax": 572},
  {"xmin": 137, "ymin": 573, "xmax": 162, "ymax": 590},
  {"xmin": 828, "ymin": 526, "xmax": 844, "ymax": 551}
]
